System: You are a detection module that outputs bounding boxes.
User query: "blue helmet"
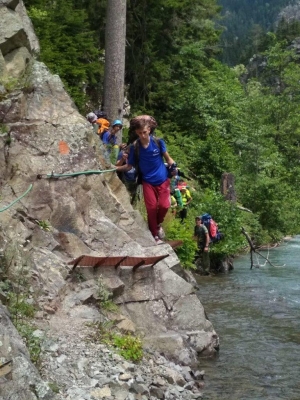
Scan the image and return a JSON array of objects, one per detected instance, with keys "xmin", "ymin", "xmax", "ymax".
[{"xmin": 112, "ymin": 119, "xmax": 123, "ymax": 127}]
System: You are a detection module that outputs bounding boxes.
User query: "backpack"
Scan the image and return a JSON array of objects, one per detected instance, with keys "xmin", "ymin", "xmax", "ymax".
[
  {"xmin": 201, "ymin": 213, "xmax": 224, "ymax": 243},
  {"xmin": 94, "ymin": 110, "xmax": 108, "ymax": 119},
  {"xmin": 97, "ymin": 118, "xmax": 110, "ymax": 137}
]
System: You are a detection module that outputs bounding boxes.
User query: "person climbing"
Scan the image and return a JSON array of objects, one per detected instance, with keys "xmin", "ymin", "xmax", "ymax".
[
  {"xmin": 102, "ymin": 119, "xmax": 123, "ymax": 163},
  {"xmin": 170, "ymin": 190, "xmax": 178, "ymax": 215},
  {"xmin": 86, "ymin": 112, "xmax": 99, "ymax": 134},
  {"xmin": 193, "ymin": 216, "xmax": 210, "ymax": 275},
  {"xmin": 115, "ymin": 116, "xmax": 177, "ymax": 244},
  {"xmin": 86, "ymin": 111, "xmax": 111, "ymax": 140},
  {"xmin": 178, "ymin": 184, "xmax": 192, "ymax": 223},
  {"xmin": 115, "ymin": 144, "xmax": 137, "ymax": 204}
]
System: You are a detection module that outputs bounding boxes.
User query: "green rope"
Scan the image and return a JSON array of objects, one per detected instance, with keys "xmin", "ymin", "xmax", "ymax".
[
  {"xmin": 0, "ymin": 184, "xmax": 33, "ymax": 212},
  {"xmin": 0, "ymin": 169, "xmax": 116, "ymax": 212},
  {"xmin": 46, "ymin": 169, "xmax": 116, "ymax": 178}
]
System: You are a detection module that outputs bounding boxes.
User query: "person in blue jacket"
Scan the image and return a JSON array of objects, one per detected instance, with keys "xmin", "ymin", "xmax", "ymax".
[{"xmin": 101, "ymin": 119, "xmax": 123, "ymax": 163}]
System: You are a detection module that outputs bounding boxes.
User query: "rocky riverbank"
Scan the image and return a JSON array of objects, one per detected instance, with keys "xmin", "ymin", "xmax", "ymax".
[
  {"xmin": 35, "ymin": 308, "xmax": 206, "ymax": 400},
  {"xmin": 0, "ymin": 2, "xmax": 218, "ymax": 398}
]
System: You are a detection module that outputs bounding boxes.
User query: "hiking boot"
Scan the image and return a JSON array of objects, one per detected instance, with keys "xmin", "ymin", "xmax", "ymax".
[
  {"xmin": 157, "ymin": 225, "xmax": 165, "ymax": 239},
  {"xmin": 154, "ymin": 236, "xmax": 164, "ymax": 245}
]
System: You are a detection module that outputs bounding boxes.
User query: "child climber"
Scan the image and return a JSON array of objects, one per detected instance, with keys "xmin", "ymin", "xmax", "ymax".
[
  {"xmin": 115, "ymin": 116, "xmax": 177, "ymax": 244},
  {"xmin": 101, "ymin": 119, "xmax": 123, "ymax": 164}
]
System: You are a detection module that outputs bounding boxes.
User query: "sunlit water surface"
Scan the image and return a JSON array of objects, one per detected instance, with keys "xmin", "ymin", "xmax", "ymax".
[{"xmin": 195, "ymin": 236, "xmax": 300, "ymax": 400}]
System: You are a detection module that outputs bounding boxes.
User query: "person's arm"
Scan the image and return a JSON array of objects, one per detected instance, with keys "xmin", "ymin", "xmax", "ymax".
[
  {"xmin": 115, "ymin": 163, "xmax": 133, "ymax": 172},
  {"xmin": 158, "ymin": 139, "xmax": 175, "ymax": 167},
  {"xmin": 163, "ymin": 151, "xmax": 175, "ymax": 167},
  {"xmin": 115, "ymin": 152, "xmax": 127, "ymax": 167},
  {"xmin": 116, "ymin": 145, "xmax": 134, "ymax": 172},
  {"xmin": 193, "ymin": 226, "xmax": 198, "ymax": 241},
  {"xmin": 185, "ymin": 192, "xmax": 192, "ymax": 206},
  {"xmin": 204, "ymin": 232, "xmax": 210, "ymax": 252}
]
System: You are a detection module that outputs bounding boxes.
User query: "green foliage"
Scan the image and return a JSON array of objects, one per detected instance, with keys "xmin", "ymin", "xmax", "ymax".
[
  {"xmin": 191, "ymin": 189, "xmax": 247, "ymax": 257},
  {"xmin": 87, "ymin": 322, "xmax": 143, "ymax": 362},
  {"xmin": 47, "ymin": 382, "xmax": 60, "ymax": 394},
  {"xmin": 96, "ymin": 275, "xmax": 111, "ymax": 303},
  {"xmin": 110, "ymin": 334, "xmax": 143, "ymax": 362},
  {"xmin": 164, "ymin": 218, "xmax": 197, "ymax": 269},
  {"xmin": 0, "ymin": 238, "xmax": 41, "ymax": 364},
  {"xmin": 96, "ymin": 275, "xmax": 118, "ymax": 312},
  {"xmin": 7, "ymin": 293, "xmax": 35, "ymax": 319},
  {"xmin": 101, "ymin": 300, "xmax": 119, "ymax": 313},
  {"xmin": 36, "ymin": 220, "xmax": 51, "ymax": 231},
  {"xmin": 0, "ymin": 124, "xmax": 8, "ymax": 134},
  {"xmin": 218, "ymin": 0, "xmax": 296, "ymax": 65},
  {"xmin": 16, "ymin": 322, "xmax": 42, "ymax": 365},
  {"xmin": 1, "ymin": 77, "xmax": 19, "ymax": 92},
  {"xmin": 126, "ymin": 0, "xmax": 221, "ymax": 109},
  {"xmin": 26, "ymin": 0, "xmax": 104, "ymax": 111}
]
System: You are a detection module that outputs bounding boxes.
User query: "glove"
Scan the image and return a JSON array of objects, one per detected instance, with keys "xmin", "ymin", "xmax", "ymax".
[{"xmin": 167, "ymin": 162, "xmax": 177, "ymax": 178}]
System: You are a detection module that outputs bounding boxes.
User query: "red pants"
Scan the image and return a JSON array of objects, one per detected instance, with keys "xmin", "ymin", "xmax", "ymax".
[{"xmin": 142, "ymin": 179, "xmax": 170, "ymax": 237}]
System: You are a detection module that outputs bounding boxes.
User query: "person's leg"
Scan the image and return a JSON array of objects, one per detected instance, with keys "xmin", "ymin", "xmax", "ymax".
[
  {"xmin": 157, "ymin": 179, "xmax": 170, "ymax": 225},
  {"xmin": 180, "ymin": 208, "xmax": 187, "ymax": 223},
  {"xmin": 202, "ymin": 251, "xmax": 210, "ymax": 274},
  {"xmin": 142, "ymin": 182, "xmax": 159, "ymax": 237}
]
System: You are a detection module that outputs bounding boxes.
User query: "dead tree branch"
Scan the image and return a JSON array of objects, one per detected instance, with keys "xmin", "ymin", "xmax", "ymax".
[{"xmin": 241, "ymin": 227, "xmax": 278, "ymax": 269}]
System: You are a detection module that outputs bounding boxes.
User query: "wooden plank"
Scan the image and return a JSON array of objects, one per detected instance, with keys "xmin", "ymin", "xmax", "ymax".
[{"xmin": 68, "ymin": 254, "xmax": 170, "ymax": 271}]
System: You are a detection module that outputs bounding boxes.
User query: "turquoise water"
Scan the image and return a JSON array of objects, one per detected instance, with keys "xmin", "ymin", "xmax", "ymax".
[{"xmin": 196, "ymin": 236, "xmax": 300, "ymax": 400}]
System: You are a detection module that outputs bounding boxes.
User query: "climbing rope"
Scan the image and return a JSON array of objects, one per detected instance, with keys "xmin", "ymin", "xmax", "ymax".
[
  {"xmin": 37, "ymin": 168, "xmax": 116, "ymax": 179},
  {"xmin": 0, "ymin": 184, "xmax": 33, "ymax": 212},
  {"xmin": 0, "ymin": 169, "xmax": 116, "ymax": 213}
]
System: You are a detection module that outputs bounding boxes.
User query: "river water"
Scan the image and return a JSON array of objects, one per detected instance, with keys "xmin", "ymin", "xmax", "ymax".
[{"xmin": 196, "ymin": 236, "xmax": 300, "ymax": 400}]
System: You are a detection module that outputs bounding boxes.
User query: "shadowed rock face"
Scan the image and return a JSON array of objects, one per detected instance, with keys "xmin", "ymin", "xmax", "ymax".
[{"xmin": 0, "ymin": 1, "xmax": 219, "ymax": 397}]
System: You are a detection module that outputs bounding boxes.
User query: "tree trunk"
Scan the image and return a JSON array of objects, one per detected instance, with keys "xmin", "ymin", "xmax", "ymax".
[
  {"xmin": 221, "ymin": 172, "xmax": 236, "ymax": 202},
  {"xmin": 103, "ymin": 0, "xmax": 126, "ymax": 143}
]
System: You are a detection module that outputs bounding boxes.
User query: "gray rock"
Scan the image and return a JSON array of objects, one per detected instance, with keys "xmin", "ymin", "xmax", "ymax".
[
  {"xmin": 4, "ymin": 45, "xmax": 31, "ymax": 79},
  {"xmin": 149, "ymin": 385, "xmax": 165, "ymax": 399},
  {"xmin": 130, "ymin": 381, "xmax": 149, "ymax": 395},
  {"xmin": 0, "ymin": 7, "xmax": 30, "ymax": 56},
  {"xmin": 0, "ymin": 306, "xmax": 54, "ymax": 400},
  {"xmin": 0, "ymin": 2, "xmax": 219, "ymax": 399}
]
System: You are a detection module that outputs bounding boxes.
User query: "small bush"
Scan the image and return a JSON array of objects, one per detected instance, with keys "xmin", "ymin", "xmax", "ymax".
[
  {"xmin": 110, "ymin": 334, "xmax": 143, "ymax": 362},
  {"xmin": 163, "ymin": 216, "xmax": 197, "ymax": 269},
  {"xmin": 36, "ymin": 220, "xmax": 51, "ymax": 231},
  {"xmin": 7, "ymin": 293, "xmax": 35, "ymax": 319},
  {"xmin": 48, "ymin": 382, "xmax": 60, "ymax": 393},
  {"xmin": 87, "ymin": 322, "xmax": 143, "ymax": 362},
  {"xmin": 16, "ymin": 322, "xmax": 42, "ymax": 365}
]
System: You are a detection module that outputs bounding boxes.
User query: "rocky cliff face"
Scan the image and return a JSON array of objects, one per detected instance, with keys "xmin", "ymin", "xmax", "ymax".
[{"xmin": 0, "ymin": 1, "xmax": 218, "ymax": 398}]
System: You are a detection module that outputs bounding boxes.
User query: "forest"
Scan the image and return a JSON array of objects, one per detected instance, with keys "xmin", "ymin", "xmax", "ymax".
[
  {"xmin": 23, "ymin": 0, "xmax": 300, "ymax": 267},
  {"xmin": 218, "ymin": 0, "xmax": 297, "ymax": 65}
]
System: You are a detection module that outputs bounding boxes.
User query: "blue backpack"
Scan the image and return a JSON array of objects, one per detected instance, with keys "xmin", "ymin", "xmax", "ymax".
[{"xmin": 201, "ymin": 213, "xmax": 224, "ymax": 243}]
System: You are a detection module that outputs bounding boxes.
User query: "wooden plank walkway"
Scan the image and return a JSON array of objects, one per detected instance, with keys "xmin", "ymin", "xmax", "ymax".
[{"xmin": 68, "ymin": 254, "xmax": 169, "ymax": 272}]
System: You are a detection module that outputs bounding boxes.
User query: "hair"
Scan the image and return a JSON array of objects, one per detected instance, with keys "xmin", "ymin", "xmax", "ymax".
[{"xmin": 130, "ymin": 115, "xmax": 157, "ymax": 132}]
